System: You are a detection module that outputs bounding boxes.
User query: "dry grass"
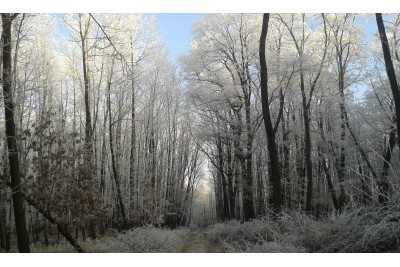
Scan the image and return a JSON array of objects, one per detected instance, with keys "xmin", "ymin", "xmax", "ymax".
[{"xmin": 206, "ymin": 198, "xmax": 400, "ymax": 253}]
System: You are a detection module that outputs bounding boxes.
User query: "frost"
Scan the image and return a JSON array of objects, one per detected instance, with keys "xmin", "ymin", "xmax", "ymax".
[{"xmin": 104, "ymin": 226, "xmax": 189, "ymax": 253}]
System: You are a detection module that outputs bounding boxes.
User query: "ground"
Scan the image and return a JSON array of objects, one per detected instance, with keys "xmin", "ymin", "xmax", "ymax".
[{"xmin": 176, "ymin": 228, "xmax": 219, "ymax": 253}]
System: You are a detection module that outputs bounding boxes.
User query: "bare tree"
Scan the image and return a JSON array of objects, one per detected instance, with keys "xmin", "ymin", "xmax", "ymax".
[
  {"xmin": 1, "ymin": 13, "xmax": 30, "ymax": 253},
  {"xmin": 259, "ymin": 13, "xmax": 282, "ymax": 211},
  {"xmin": 375, "ymin": 13, "xmax": 400, "ymax": 203}
]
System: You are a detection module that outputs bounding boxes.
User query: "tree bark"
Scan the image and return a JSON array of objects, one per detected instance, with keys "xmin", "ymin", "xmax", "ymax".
[
  {"xmin": 78, "ymin": 14, "xmax": 97, "ymax": 239},
  {"xmin": 376, "ymin": 13, "xmax": 400, "ymax": 155},
  {"xmin": 259, "ymin": 13, "xmax": 282, "ymax": 212},
  {"xmin": 318, "ymin": 113, "xmax": 340, "ymax": 211},
  {"xmin": 129, "ymin": 69, "xmax": 136, "ymax": 216},
  {"xmin": 1, "ymin": 13, "xmax": 31, "ymax": 253},
  {"xmin": 79, "ymin": 14, "xmax": 94, "ymax": 157},
  {"xmin": 107, "ymin": 69, "xmax": 128, "ymax": 230},
  {"xmin": 379, "ymin": 122, "xmax": 396, "ymax": 203}
]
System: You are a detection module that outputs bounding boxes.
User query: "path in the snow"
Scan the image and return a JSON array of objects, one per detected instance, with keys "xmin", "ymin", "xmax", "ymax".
[{"xmin": 176, "ymin": 228, "xmax": 219, "ymax": 253}]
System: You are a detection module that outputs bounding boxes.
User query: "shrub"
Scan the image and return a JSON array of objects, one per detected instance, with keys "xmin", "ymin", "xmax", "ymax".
[{"xmin": 105, "ymin": 226, "xmax": 189, "ymax": 253}]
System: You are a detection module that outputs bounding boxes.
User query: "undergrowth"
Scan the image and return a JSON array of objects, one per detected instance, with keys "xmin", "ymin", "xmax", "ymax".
[
  {"xmin": 206, "ymin": 197, "xmax": 400, "ymax": 253},
  {"xmin": 31, "ymin": 226, "xmax": 189, "ymax": 253},
  {"xmin": 31, "ymin": 195, "xmax": 400, "ymax": 253},
  {"xmin": 105, "ymin": 226, "xmax": 189, "ymax": 252}
]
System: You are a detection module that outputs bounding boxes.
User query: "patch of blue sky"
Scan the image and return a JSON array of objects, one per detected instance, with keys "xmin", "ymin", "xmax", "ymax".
[{"xmin": 151, "ymin": 13, "xmax": 203, "ymax": 62}]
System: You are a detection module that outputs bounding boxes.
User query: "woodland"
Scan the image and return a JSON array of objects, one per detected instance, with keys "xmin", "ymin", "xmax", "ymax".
[{"xmin": 1, "ymin": 13, "xmax": 400, "ymax": 253}]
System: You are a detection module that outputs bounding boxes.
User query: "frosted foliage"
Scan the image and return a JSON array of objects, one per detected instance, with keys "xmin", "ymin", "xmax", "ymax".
[
  {"xmin": 206, "ymin": 216, "xmax": 307, "ymax": 252},
  {"xmin": 206, "ymin": 202, "xmax": 400, "ymax": 252},
  {"xmin": 105, "ymin": 226, "xmax": 189, "ymax": 252},
  {"xmin": 321, "ymin": 197, "xmax": 400, "ymax": 252},
  {"xmin": 31, "ymin": 226, "xmax": 189, "ymax": 252}
]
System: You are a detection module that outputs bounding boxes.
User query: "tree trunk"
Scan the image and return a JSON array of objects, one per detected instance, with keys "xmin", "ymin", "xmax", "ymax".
[
  {"xmin": 129, "ymin": 74, "xmax": 136, "ymax": 216},
  {"xmin": 23, "ymin": 195, "xmax": 85, "ymax": 252},
  {"xmin": 216, "ymin": 137, "xmax": 229, "ymax": 220},
  {"xmin": 226, "ymin": 141, "xmax": 235, "ymax": 218},
  {"xmin": 338, "ymin": 69, "xmax": 348, "ymax": 210},
  {"xmin": 78, "ymin": 14, "xmax": 97, "ymax": 239},
  {"xmin": 376, "ymin": 14, "xmax": 400, "ymax": 153},
  {"xmin": 379, "ymin": 123, "xmax": 396, "ymax": 203},
  {"xmin": 107, "ymin": 72, "xmax": 128, "ymax": 230},
  {"xmin": 282, "ymin": 109, "xmax": 291, "ymax": 208},
  {"xmin": 301, "ymin": 84, "xmax": 313, "ymax": 212},
  {"xmin": 318, "ymin": 114, "xmax": 340, "ymax": 211},
  {"xmin": 0, "ymin": 205, "xmax": 7, "ymax": 251},
  {"xmin": 294, "ymin": 115, "xmax": 306, "ymax": 210},
  {"xmin": 1, "ymin": 13, "xmax": 31, "ymax": 253},
  {"xmin": 259, "ymin": 13, "xmax": 282, "ymax": 212}
]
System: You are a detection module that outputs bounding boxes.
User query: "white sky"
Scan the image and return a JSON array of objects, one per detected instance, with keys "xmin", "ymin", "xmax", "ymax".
[{"xmin": 3, "ymin": 0, "xmax": 400, "ymax": 13}]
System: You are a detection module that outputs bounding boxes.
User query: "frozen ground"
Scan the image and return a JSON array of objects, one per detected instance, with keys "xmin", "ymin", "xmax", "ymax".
[{"xmin": 176, "ymin": 227, "xmax": 219, "ymax": 253}]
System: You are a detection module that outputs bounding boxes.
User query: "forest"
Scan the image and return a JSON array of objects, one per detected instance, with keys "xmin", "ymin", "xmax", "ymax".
[{"xmin": 1, "ymin": 13, "xmax": 400, "ymax": 253}]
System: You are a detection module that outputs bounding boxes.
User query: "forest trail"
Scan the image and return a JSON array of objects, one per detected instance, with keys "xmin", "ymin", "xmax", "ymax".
[{"xmin": 176, "ymin": 228, "xmax": 219, "ymax": 253}]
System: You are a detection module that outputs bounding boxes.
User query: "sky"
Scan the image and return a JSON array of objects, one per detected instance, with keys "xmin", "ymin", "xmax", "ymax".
[
  {"xmin": 151, "ymin": 14, "xmax": 379, "ymax": 66},
  {"xmin": 153, "ymin": 13, "xmax": 203, "ymax": 61}
]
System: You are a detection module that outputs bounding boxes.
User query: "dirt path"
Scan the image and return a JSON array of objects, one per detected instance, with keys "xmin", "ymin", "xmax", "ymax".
[{"xmin": 176, "ymin": 228, "xmax": 219, "ymax": 253}]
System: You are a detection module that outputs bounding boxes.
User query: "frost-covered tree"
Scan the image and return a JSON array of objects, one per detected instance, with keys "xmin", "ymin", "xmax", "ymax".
[{"xmin": 1, "ymin": 12, "xmax": 31, "ymax": 253}]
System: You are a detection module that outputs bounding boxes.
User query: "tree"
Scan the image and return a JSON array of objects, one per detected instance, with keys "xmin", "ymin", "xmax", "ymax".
[
  {"xmin": 259, "ymin": 13, "xmax": 282, "ymax": 212},
  {"xmin": 278, "ymin": 14, "xmax": 329, "ymax": 212},
  {"xmin": 375, "ymin": 13, "xmax": 400, "ymax": 203},
  {"xmin": 1, "ymin": 13, "xmax": 31, "ymax": 253}
]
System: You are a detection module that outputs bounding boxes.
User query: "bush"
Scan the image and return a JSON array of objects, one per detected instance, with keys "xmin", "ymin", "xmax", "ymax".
[
  {"xmin": 206, "ymin": 200, "xmax": 400, "ymax": 253},
  {"xmin": 321, "ymin": 202, "xmax": 400, "ymax": 252},
  {"xmin": 31, "ymin": 226, "xmax": 189, "ymax": 253},
  {"xmin": 206, "ymin": 215, "xmax": 307, "ymax": 252},
  {"xmin": 105, "ymin": 226, "xmax": 189, "ymax": 253}
]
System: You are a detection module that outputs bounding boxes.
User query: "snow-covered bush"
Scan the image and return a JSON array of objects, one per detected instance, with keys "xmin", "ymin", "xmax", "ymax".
[
  {"xmin": 276, "ymin": 210, "xmax": 338, "ymax": 252},
  {"xmin": 206, "ymin": 216, "xmax": 307, "ymax": 252},
  {"xmin": 31, "ymin": 226, "xmax": 189, "ymax": 252},
  {"xmin": 321, "ymin": 199, "xmax": 400, "ymax": 252},
  {"xmin": 105, "ymin": 226, "xmax": 189, "ymax": 252},
  {"xmin": 205, "ymin": 203, "xmax": 398, "ymax": 253}
]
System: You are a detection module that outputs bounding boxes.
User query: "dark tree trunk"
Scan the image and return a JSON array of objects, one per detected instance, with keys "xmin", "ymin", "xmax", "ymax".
[
  {"xmin": 0, "ymin": 206, "xmax": 7, "ymax": 251},
  {"xmin": 216, "ymin": 137, "xmax": 229, "ymax": 219},
  {"xmin": 79, "ymin": 14, "xmax": 93, "ymax": 157},
  {"xmin": 107, "ymin": 76, "xmax": 128, "ymax": 230},
  {"xmin": 226, "ymin": 140, "xmax": 235, "ymax": 218},
  {"xmin": 129, "ymin": 75, "xmax": 136, "ymax": 215},
  {"xmin": 294, "ymin": 115, "xmax": 306, "ymax": 210},
  {"xmin": 345, "ymin": 109, "xmax": 378, "ymax": 180},
  {"xmin": 376, "ymin": 14, "xmax": 400, "ymax": 157},
  {"xmin": 318, "ymin": 114, "xmax": 340, "ymax": 211},
  {"xmin": 338, "ymin": 70, "xmax": 348, "ymax": 210},
  {"xmin": 212, "ymin": 170, "xmax": 223, "ymax": 221},
  {"xmin": 1, "ymin": 13, "xmax": 31, "ymax": 253},
  {"xmin": 78, "ymin": 14, "xmax": 97, "ymax": 239},
  {"xmin": 23, "ymin": 195, "xmax": 85, "ymax": 252},
  {"xmin": 379, "ymin": 124, "xmax": 396, "ymax": 203},
  {"xmin": 259, "ymin": 13, "xmax": 282, "ymax": 212},
  {"xmin": 358, "ymin": 159, "xmax": 371, "ymax": 204},
  {"xmin": 240, "ymin": 156, "xmax": 254, "ymax": 220},
  {"xmin": 301, "ymin": 83, "xmax": 313, "ymax": 212},
  {"xmin": 282, "ymin": 109, "xmax": 291, "ymax": 208},
  {"xmin": 244, "ymin": 102, "xmax": 255, "ymax": 219}
]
